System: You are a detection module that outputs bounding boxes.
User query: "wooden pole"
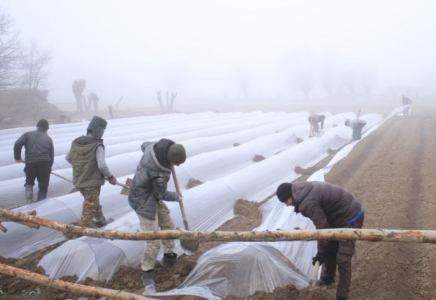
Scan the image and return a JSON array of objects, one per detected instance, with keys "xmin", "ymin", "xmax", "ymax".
[
  {"xmin": 0, "ymin": 210, "xmax": 39, "ymax": 232},
  {"xmin": 0, "ymin": 263, "xmax": 157, "ymax": 300},
  {"xmin": 2, "ymin": 208, "xmax": 436, "ymax": 244}
]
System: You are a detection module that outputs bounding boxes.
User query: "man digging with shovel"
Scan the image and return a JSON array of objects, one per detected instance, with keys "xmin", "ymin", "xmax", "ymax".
[
  {"xmin": 276, "ymin": 181, "xmax": 364, "ymax": 300},
  {"xmin": 128, "ymin": 138, "xmax": 187, "ymax": 294}
]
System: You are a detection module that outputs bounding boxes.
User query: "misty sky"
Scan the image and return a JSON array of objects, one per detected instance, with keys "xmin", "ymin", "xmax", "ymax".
[{"xmin": 1, "ymin": 0, "xmax": 436, "ymax": 109}]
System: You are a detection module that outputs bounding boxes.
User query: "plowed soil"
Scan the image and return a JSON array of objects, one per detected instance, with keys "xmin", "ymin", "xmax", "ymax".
[{"xmin": 1, "ymin": 105, "xmax": 436, "ymax": 300}]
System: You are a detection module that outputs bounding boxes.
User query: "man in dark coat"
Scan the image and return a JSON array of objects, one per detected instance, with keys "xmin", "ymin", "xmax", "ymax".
[
  {"xmin": 128, "ymin": 138, "xmax": 186, "ymax": 294},
  {"xmin": 14, "ymin": 119, "xmax": 54, "ymax": 203},
  {"xmin": 276, "ymin": 181, "xmax": 364, "ymax": 300}
]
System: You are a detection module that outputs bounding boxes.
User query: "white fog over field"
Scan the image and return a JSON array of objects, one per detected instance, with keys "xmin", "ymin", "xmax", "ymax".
[{"xmin": 1, "ymin": 0, "xmax": 436, "ymax": 114}]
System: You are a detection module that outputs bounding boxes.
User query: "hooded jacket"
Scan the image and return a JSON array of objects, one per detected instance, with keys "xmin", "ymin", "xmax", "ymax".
[
  {"xmin": 128, "ymin": 139, "xmax": 179, "ymax": 219},
  {"xmin": 292, "ymin": 181, "xmax": 362, "ymax": 252}
]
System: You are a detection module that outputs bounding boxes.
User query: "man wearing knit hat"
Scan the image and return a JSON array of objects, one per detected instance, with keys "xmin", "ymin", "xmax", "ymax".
[
  {"xmin": 14, "ymin": 119, "xmax": 54, "ymax": 204},
  {"xmin": 128, "ymin": 138, "xmax": 186, "ymax": 294},
  {"xmin": 66, "ymin": 116, "xmax": 117, "ymax": 228},
  {"xmin": 276, "ymin": 181, "xmax": 364, "ymax": 300}
]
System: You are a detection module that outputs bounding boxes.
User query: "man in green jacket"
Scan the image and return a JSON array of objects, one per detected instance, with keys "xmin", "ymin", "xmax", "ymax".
[{"xmin": 66, "ymin": 116, "xmax": 117, "ymax": 228}]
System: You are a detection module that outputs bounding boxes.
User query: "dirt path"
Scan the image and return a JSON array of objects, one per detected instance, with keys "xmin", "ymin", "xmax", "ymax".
[{"xmin": 326, "ymin": 107, "xmax": 436, "ymax": 300}]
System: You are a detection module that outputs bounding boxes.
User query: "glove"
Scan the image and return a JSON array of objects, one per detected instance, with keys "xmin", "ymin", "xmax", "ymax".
[
  {"xmin": 178, "ymin": 194, "xmax": 184, "ymax": 201},
  {"xmin": 312, "ymin": 252, "xmax": 326, "ymax": 266},
  {"xmin": 108, "ymin": 176, "xmax": 117, "ymax": 185}
]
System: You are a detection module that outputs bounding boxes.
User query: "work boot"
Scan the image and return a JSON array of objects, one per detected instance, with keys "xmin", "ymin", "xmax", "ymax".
[
  {"xmin": 335, "ymin": 297, "xmax": 347, "ymax": 300},
  {"xmin": 141, "ymin": 270, "xmax": 156, "ymax": 294},
  {"xmin": 37, "ymin": 191, "xmax": 47, "ymax": 201},
  {"xmin": 93, "ymin": 217, "xmax": 114, "ymax": 228},
  {"xmin": 315, "ymin": 276, "xmax": 335, "ymax": 289},
  {"xmin": 162, "ymin": 252, "xmax": 178, "ymax": 267},
  {"xmin": 25, "ymin": 185, "xmax": 33, "ymax": 204}
]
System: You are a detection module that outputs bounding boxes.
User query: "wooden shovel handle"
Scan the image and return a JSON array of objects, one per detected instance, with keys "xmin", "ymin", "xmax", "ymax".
[
  {"xmin": 312, "ymin": 261, "xmax": 320, "ymax": 285},
  {"xmin": 170, "ymin": 166, "xmax": 190, "ymax": 230}
]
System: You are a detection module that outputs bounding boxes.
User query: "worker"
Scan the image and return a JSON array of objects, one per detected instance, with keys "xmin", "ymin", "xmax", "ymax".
[
  {"xmin": 344, "ymin": 119, "xmax": 367, "ymax": 140},
  {"xmin": 65, "ymin": 116, "xmax": 116, "ymax": 228},
  {"xmin": 276, "ymin": 181, "xmax": 364, "ymax": 300},
  {"xmin": 401, "ymin": 95, "xmax": 412, "ymax": 116},
  {"xmin": 128, "ymin": 138, "xmax": 186, "ymax": 294},
  {"xmin": 308, "ymin": 114, "xmax": 325, "ymax": 137},
  {"xmin": 14, "ymin": 119, "xmax": 54, "ymax": 204}
]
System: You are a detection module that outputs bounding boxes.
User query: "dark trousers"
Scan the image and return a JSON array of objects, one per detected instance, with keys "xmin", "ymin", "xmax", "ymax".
[
  {"xmin": 352, "ymin": 124, "xmax": 366, "ymax": 140},
  {"xmin": 322, "ymin": 214, "xmax": 364, "ymax": 299},
  {"xmin": 24, "ymin": 161, "xmax": 51, "ymax": 193}
]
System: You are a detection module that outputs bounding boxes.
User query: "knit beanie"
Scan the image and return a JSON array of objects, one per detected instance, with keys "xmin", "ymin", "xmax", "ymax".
[
  {"xmin": 88, "ymin": 116, "xmax": 107, "ymax": 139},
  {"xmin": 167, "ymin": 144, "xmax": 186, "ymax": 165},
  {"xmin": 36, "ymin": 119, "xmax": 49, "ymax": 130},
  {"xmin": 276, "ymin": 183, "xmax": 293, "ymax": 203}
]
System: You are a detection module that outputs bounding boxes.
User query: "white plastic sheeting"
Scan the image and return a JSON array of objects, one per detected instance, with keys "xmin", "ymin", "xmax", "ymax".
[
  {"xmin": 0, "ymin": 113, "xmax": 307, "ymax": 206},
  {"xmin": 0, "ymin": 111, "xmax": 295, "ymax": 180}
]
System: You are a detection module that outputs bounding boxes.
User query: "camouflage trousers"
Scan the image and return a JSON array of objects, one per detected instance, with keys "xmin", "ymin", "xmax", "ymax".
[
  {"xmin": 78, "ymin": 186, "xmax": 104, "ymax": 227},
  {"xmin": 138, "ymin": 201, "xmax": 175, "ymax": 271}
]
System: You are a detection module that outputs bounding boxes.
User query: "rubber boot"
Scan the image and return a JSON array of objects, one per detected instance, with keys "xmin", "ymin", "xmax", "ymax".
[
  {"xmin": 93, "ymin": 217, "xmax": 107, "ymax": 228},
  {"xmin": 25, "ymin": 185, "xmax": 33, "ymax": 204},
  {"xmin": 37, "ymin": 191, "xmax": 47, "ymax": 201},
  {"xmin": 315, "ymin": 276, "xmax": 335, "ymax": 289},
  {"xmin": 162, "ymin": 252, "xmax": 178, "ymax": 267},
  {"xmin": 141, "ymin": 270, "xmax": 156, "ymax": 294}
]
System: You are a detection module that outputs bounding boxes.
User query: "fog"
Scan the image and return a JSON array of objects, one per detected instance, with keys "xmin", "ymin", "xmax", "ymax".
[{"xmin": 2, "ymin": 0, "xmax": 436, "ymax": 112}]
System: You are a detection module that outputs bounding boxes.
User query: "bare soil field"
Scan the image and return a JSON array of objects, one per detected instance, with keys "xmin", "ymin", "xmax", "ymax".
[{"xmin": 1, "ymin": 105, "xmax": 436, "ymax": 300}]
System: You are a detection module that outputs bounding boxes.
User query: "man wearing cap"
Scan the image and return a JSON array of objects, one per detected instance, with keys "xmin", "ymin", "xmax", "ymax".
[
  {"xmin": 66, "ymin": 116, "xmax": 117, "ymax": 228},
  {"xmin": 276, "ymin": 181, "xmax": 364, "ymax": 300},
  {"xmin": 128, "ymin": 138, "xmax": 186, "ymax": 294},
  {"xmin": 14, "ymin": 119, "xmax": 54, "ymax": 203}
]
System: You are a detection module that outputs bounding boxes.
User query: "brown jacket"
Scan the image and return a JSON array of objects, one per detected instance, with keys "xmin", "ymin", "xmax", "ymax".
[{"xmin": 292, "ymin": 181, "xmax": 362, "ymax": 252}]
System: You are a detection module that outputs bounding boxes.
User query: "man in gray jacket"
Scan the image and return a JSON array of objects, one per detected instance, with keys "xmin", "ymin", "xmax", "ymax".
[
  {"xmin": 14, "ymin": 119, "xmax": 54, "ymax": 203},
  {"xmin": 128, "ymin": 138, "xmax": 186, "ymax": 294},
  {"xmin": 276, "ymin": 181, "xmax": 364, "ymax": 300}
]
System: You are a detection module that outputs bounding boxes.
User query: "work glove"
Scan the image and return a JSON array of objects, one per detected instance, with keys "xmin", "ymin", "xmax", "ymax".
[
  {"xmin": 108, "ymin": 176, "xmax": 117, "ymax": 185},
  {"xmin": 312, "ymin": 252, "xmax": 326, "ymax": 266},
  {"xmin": 178, "ymin": 194, "xmax": 184, "ymax": 202}
]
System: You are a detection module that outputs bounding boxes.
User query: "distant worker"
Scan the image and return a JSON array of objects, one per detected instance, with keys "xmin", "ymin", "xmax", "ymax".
[
  {"xmin": 14, "ymin": 119, "xmax": 54, "ymax": 204},
  {"xmin": 276, "ymin": 181, "xmax": 364, "ymax": 300},
  {"xmin": 401, "ymin": 95, "xmax": 412, "ymax": 116},
  {"xmin": 344, "ymin": 119, "xmax": 367, "ymax": 141},
  {"xmin": 65, "ymin": 116, "xmax": 116, "ymax": 228},
  {"xmin": 308, "ymin": 114, "xmax": 326, "ymax": 137},
  {"xmin": 128, "ymin": 138, "xmax": 186, "ymax": 294}
]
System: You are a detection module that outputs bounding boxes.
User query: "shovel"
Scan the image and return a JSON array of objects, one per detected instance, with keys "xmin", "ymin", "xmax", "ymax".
[
  {"xmin": 310, "ymin": 261, "xmax": 320, "ymax": 286},
  {"xmin": 171, "ymin": 165, "xmax": 199, "ymax": 252}
]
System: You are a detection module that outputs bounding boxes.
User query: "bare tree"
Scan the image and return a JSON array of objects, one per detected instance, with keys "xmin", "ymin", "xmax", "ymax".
[
  {"xmin": 20, "ymin": 41, "xmax": 52, "ymax": 90},
  {"xmin": 169, "ymin": 92, "xmax": 177, "ymax": 112},
  {"xmin": 287, "ymin": 51, "xmax": 314, "ymax": 102},
  {"xmin": 82, "ymin": 95, "xmax": 91, "ymax": 112},
  {"xmin": 72, "ymin": 79, "xmax": 86, "ymax": 112},
  {"xmin": 343, "ymin": 70, "xmax": 357, "ymax": 99},
  {"xmin": 0, "ymin": 10, "xmax": 21, "ymax": 88},
  {"xmin": 89, "ymin": 93, "xmax": 99, "ymax": 113},
  {"xmin": 156, "ymin": 91, "xmax": 164, "ymax": 113}
]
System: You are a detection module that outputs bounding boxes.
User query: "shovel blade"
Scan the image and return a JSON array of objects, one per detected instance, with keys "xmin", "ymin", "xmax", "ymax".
[
  {"xmin": 120, "ymin": 178, "xmax": 132, "ymax": 196},
  {"xmin": 180, "ymin": 239, "xmax": 199, "ymax": 253}
]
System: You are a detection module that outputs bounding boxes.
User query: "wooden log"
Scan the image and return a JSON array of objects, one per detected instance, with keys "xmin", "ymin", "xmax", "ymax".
[
  {"xmin": 0, "ymin": 263, "xmax": 156, "ymax": 300},
  {"xmin": 2, "ymin": 207, "xmax": 436, "ymax": 244},
  {"xmin": 0, "ymin": 209, "xmax": 39, "ymax": 232}
]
